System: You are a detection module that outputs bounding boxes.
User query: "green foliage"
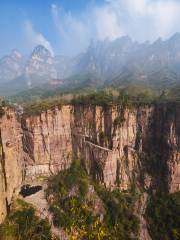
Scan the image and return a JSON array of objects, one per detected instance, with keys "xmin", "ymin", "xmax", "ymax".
[
  {"xmin": 47, "ymin": 160, "xmax": 109, "ymax": 239},
  {"xmin": 146, "ymin": 192, "xmax": 180, "ymax": 240},
  {"xmin": 95, "ymin": 184, "xmax": 140, "ymax": 239},
  {"xmin": 99, "ymin": 131, "xmax": 109, "ymax": 146},
  {"xmin": 0, "ymin": 106, "xmax": 5, "ymax": 118},
  {"xmin": 19, "ymin": 84, "xmax": 180, "ymax": 118},
  {"xmin": 0, "ymin": 98, "xmax": 6, "ymax": 117},
  {"xmin": 113, "ymin": 115, "xmax": 125, "ymax": 127},
  {"xmin": 0, "ymin": 199, "xmax": 54, "ymax": 240},
  {"xmin": 47, "ymin": 160, "xmax": 88, "ymax": 199},
  {"xmin": 23, "ymin": 98, "xmax": 65, "ymax": 117},
  {"xmin": 71, "ymin": 86, "xmax": 157, "ymax": 108},
  {"xmin": 47, "ymin": 160, "xmax": 140, "ymax": 240},
  {"xmin": 11, "ymin": 79, "xmax": 180, "ymax": 107},
  {"xmin": 71, "ymin": 90, "xmax": 114, "ymax": 107}
]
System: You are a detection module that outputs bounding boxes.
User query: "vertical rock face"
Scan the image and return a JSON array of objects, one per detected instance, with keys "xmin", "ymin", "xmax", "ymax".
[
  {"xmin": 0, "ymin": 103, "xmax": 179, "ymax": 230},
  {"xmin": 22, "ymin": 106, "xmax": 72, "ymax": 177},
  {"xmin": 71, "ymin": 103, "xmax": 179, "ymax": 240},
  {"xmin": 142, "ymin": 103, "xmax": 180, "ymax": 193},
  {"xmin": 0, "ymin": 109, "xmax": 23, "ymax": 223},
  {"xmin": 71, "ymin": 105, "xmax": 147, "ymax": 188},
  {"xmin": 71, "ymin": 103, "xmax": 180, "ymax": 193}
]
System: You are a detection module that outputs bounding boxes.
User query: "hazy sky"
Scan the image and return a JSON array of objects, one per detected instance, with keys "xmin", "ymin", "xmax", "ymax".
[{"xmin": 1, "ymin": 0, "xmax": 180, "ymax": 57}]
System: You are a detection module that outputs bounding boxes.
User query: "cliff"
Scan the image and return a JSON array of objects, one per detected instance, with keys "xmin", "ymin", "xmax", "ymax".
[
  {"xmin": 22, "ymin": 106, "xmax": 72, "ymax": 177},
  {"xmin": 71, "ymin": 103, "xmax": 180, "ymax": 193},
  {"xmin": 0, "ymin": 109, "xmax": 23, "ymax": 223},
  {"xmin": 71, "ymin": 103, "xmax": 179, "ymax": 240},
  {"xmin": 0, "ymin": 103, "xmax": 179, "ymax": 239}
]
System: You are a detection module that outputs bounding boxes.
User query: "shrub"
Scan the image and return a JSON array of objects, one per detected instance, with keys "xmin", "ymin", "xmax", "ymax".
[
  {"xmin": 146, "ymin": 192, "xmax": 180, "ymax": 240},
  {"xmin": 0, "ymin": 106, "xmax": 5, "ymax": 117},
  {"xmin": 47, "ymin": 160, "xmax": 140, "ymax": 240},
  {"xmin": 94, "ymin": 185, "xmax": 140, "ymax": 239},
  {"xmin": 0, "ymin": 199, "xmax": 53, "ymax": 240},
  {"xmin": 23, "ymin": 97, "xmax": 67, "ymax": 117},
  {"xmin": 0, "ymin": 99, "xmax": 6, "ymax": 117},
  {"xmin": 71, "ymin": 91, "xmax": 114, "ymax": 107}
]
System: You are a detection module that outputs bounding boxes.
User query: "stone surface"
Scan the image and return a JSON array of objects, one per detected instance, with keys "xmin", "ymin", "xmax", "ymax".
[
  {"xmin": 0, "ymin": 102, "xmax": 179, "ymax": 240},
  {"xmin": 0, "ymin": 109, "xmax": 23, "ymax": 223},
  {"xmin": 71, "ymin": 104, "xmax": 180, "ymax": 193},
  {"xmin": 22, "ymin": 106, "xmax": 72, "ymax": 177}
]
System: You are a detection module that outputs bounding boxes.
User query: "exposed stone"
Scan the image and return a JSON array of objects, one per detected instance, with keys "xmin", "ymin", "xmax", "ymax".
[
  {"xmin": 22, "ymin": 106, "xmax": 72, "ymax": 177},
  {"xmin": 134, "ymin": 192, "xmax": 151, "ymax": 240},
  {"xmin": 0, "ymin": 109, "xmax": 23, "ymax": 223},
  {"xmin": 71, "ymin": 104, "xmax": 180, "ymax": 193},
  {"xmin": 0, "ymin": 102, "xmax": 179, "ymax": 240}
]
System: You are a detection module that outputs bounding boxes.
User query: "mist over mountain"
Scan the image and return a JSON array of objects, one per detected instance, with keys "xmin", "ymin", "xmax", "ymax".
[
  {"xmin": 1, "ymin": 33, "xmax": 180, "ymax": 96},
  {"xmin": 0, "ymin": 50, "xmax": 23, "ymax": 83}
]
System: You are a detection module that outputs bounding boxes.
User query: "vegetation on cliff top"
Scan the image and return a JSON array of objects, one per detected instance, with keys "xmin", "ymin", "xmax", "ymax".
[
  {"xmin": 0, "ymin": 98, "xmax": 6, "ymax": 117},
  {"xmin": 21, "ymin": 84, "xmax": 180, "ymax": 117},
  {"xmin": 22, "ymin": 96, "xmax": 69, "ymax": 117},
  {"xmin": 23, "ymin": 87, "xmax": 178, "ymax": 116},
  {"xmin": 146, "ymin": 192, "xmax": 180, "ymax": 240},
  {"xmin": 46, "ymin": 160, "xmax": 140, "ymax": 240},
  {"xmin": 0, "ymin": 199, "xmax": 55, "ymax": 240},
  {"xmin": 21, "ymin": 89, "xmax": 152, "ymax": 116}
]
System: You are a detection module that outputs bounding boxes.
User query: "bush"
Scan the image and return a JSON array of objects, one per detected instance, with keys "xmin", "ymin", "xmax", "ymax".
[
  {"xmin": 71, "ymin": 91, "xmax": 114, "ymax": 107},
  {"xmin": 0, "ymin": 99, "xmax": 6, "ymax": 117},
  {"xmin": 47, "ymin": 160, "xmax": 88, "ymax": 199},
  {"xmin": 47, "ymin": 160, "xmax": 140, "ymax": 240},
  {"xmin": 95, "ymin": 185, "xmax": 140, "ymax": 239},
  {"xmin": 0, "ymin": 106, "xmax": 5, "ymax": 117},
  {"xmin": 23, "ymin": 97, "xmax": 68, "ymax": 117},
  {"xmin": 146, "ymin": 192, "xmax": 180, "ymax": 240},
  {"xmin": 0, "ymin": 199, "xmax": 53, "ymax": 240}
]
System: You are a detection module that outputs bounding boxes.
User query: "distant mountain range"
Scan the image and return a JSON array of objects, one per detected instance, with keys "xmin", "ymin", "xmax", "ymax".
[{"xmin": 1, "ymin": 33, "xmax": 180, "ymax": 96}]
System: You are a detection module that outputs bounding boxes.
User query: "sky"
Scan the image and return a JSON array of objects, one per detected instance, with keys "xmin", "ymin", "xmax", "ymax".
[{"xmin": 1, "ymin": 0, "xmax": 180, "ymax": 57}]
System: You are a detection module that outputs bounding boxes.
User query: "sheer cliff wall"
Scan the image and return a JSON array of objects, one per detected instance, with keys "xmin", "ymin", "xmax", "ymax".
[
  {"xmin": 0, "ymin": 109, "xmax": 23, "ymax": 223},
  {"xmin": 22, "ymin": 106, "xmax": 72, "ymax": 176},
  {"xmin": 0, "ymin": 103, "xmax": 179, "ymax": 225},
  {"xmin": 71, "ymin": 104, "xmax": 180, "ymax": 193}
]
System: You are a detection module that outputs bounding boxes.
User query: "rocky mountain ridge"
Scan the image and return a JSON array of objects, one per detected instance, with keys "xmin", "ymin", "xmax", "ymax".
[
  {"xmin": 0, "ymin": 102, "xmax": 179, "ymax": 239},
  {"xmin": 1, "ymin": 33, "xmax": 180, "ymax": 95},
  {"xmin": 0, "ymin": 50, "xmax": 23, "ymax": 83}
]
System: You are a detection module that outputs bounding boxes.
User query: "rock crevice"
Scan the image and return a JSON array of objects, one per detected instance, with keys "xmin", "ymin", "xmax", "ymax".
[{"xmin": 0, "ymin": 103, "xmax": 179, "ymax": 238}]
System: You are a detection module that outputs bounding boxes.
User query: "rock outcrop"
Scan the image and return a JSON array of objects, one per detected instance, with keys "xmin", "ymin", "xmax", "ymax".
[
  {"xmin": 0, "ymin": 102, "xmax": 179, "ymax": 240},
  {"xmin": 71, "ymin": 103, "xmax": 179, "ymax": 240},
  {"xmin": 71, "ymin": 103, "xmax": 180, "ymax": 193},
  {"xmin": 0, "ymin": 109, "xmax": 23, "ymax": 223},
  {"xmin": 22, "ymin": 106, "xmax": 72, "ymax": 177}
]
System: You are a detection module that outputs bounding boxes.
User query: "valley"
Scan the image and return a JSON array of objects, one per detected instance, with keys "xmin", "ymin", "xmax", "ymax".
[
  {"xmin": 1, "ymin": 1, "xmax": 180, "ymax": 239},
  {"xmin": 0, "ymin": 97, "xmax": 179, "ymax": 239}
]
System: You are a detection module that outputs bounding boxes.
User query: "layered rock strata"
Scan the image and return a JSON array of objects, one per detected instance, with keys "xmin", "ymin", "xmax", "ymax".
[
  {"xmin": 0, "ymin": 103, "xmax": 179, "ymax": 235},
  {"xmin": 0, "ymin": 109, "xmax": 23, "ymax": 223},
  {"xmin": 71, "ymin": 104, "xmax": 180, "ymax": 193},
  {"xmin": 22, "ymin": 106, "xmax": 72, "ymax": 177}
]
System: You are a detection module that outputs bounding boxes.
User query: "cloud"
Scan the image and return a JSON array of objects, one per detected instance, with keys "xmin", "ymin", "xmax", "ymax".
[
  {"xmin": 51, "ymin": 4, "xmax": 91, "ymax": 55},
  {"xmin": 113, "ymin": 0, "xmax": 180, "ymax": 41},
  {"xmin": 51, "ymin": 0, "xmax": 180, "ymax": 56},
  {"xmin": 51, "ymin": 3, "xmax": 124, "ymax": 55},
  {"xmin": 93, "ymin": 4, "xmax": 123, "ymax": 41},
  {"xmin": 24, "ymin": 20, "xmax": 54, "ymax": 55}
]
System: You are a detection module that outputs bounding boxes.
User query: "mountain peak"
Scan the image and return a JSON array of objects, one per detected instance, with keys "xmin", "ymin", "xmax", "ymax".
[
  {"xmin": 117, "ymin": 35, "xmax": 132, "ymax": 42},
  {"xmin": 11, "ymin": 49, "xmax": 22, "ymax": 59},
  {"xmin": 169, "ymin": 32, "xmax": 180, "ymax": 42},
  {"xmin": 31, "ymin": 45, "xmax": 52, "ymax": 58}
]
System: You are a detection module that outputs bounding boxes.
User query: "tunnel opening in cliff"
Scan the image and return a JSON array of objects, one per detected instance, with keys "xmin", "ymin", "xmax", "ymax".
[{"xmin": 19, "ymin": 185, "xmax": 42, "ymax": 198}]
